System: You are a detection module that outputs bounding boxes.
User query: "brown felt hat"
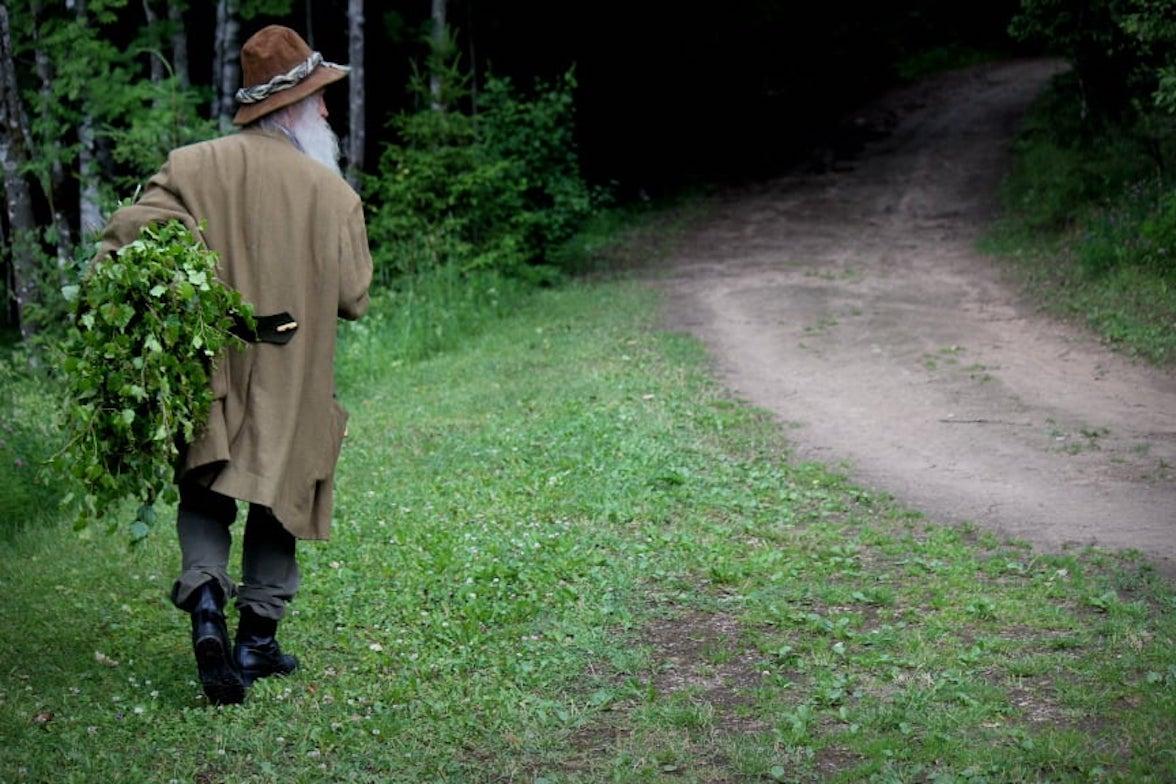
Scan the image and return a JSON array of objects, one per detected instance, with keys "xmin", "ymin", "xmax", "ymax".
[{"xmin": 232, "ymin": 25, "xmax": 348, "ymax": 126}]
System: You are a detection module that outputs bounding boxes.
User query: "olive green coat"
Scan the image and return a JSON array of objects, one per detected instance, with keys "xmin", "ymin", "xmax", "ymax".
[{"xmin": 96, "ymin": 128, "xmax": 372, "ymax": 540}]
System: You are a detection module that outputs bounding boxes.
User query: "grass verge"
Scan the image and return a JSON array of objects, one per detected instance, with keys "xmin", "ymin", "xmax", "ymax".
[
  {"xmin": 0, "ymin": 354, "xmax": 65, "ymax": 539},
  {"xmin": 1, "ymin": 230, "xmax": 1174, "ymax": 782},
  {"xmin": 982, "ymin": 74, "xmax": 1176, "ymax": 366}
]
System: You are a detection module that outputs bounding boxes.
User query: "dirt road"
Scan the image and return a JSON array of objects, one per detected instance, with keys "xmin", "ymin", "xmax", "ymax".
[{"xmin": 660, "ymin": 60, "xmax": 1176, "ymax": 571}]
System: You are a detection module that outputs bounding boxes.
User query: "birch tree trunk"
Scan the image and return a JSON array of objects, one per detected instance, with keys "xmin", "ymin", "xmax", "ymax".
[
  {"xmin": 30, "ymin": 0, "xmax": 74, "ymax": 265},
  {"xmin": 77, "ymin": 117, "xmax": 102, "ymax": 236},
  {"xmin": 212, "ymin": 0, "xmax": 241, "ymax": 129},
  {"xmin": 70, "ymin": 0, "xmax": 102, "ymax": 236},
  {"xmin": 211, "ymin": 0, "xmax": 225, "ymax": 116},
  {"xmin": 345, "ymin": 0, "xmax": 364, "ymax": 189},
  {"xmin": 0, "ymin": 5, "xmax": 41, "ymax": 339},
  {"xmin": 142, "ymin": 0, "xmax": 164, "ymax": 83},
  {"xmin": 169, "ymin": 2, "xmax": 190, "ymax": 88},
  {"xmin": 430, "ymin": 0, "xmax": 446, "ymax": 111}
]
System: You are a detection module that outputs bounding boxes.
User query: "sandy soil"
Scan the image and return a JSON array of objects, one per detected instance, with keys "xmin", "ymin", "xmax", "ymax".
[{"xmin": 658, "ymin": 60, "xmax": 1176, "ymax": 572}]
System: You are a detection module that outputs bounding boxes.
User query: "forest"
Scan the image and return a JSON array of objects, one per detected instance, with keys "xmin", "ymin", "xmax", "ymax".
[
  {"xmin": 2, "ymin": 1, "xmax": 1176, "ymax": 781},
  {"xmin": 0, "ymin": 0, "xmax": 1031, "ymax": 339}
]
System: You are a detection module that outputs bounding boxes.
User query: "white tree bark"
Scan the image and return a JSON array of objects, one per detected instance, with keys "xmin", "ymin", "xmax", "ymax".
[
  {"xmin": 0, "ymin": 4, "xmax": 41, "ymax": 339},
  {"xmin": 219, "ymin": 0, "xmax": 240, "ymax": 131},
  {"xmin": 71, "ymin": 0, "xmax": 102, "ymax": 236},
  {"xmin": 77, "ymin": 118, "xmax": 102, "ymax": 237},
  {"xmin": 142, "ymin": 0, "xmax": 165, "ymax": 83},
  {"xmin": 169, "ymin": 2, "xmax": 190, "ymax": 88},
  {"xmin": 30, "ymin": 0, "xmax": 74, "ymax": 265},
  {"xmin": 430, "ymin": 0, "xmax": 446, "ymax": 111},
  {"xmin": 345, "ymin": 0, "xmax": 364, "ymax": 188},
  {"xmin": 212, "ymin": 0, "xmax": 239, "ymax": 129},
  {"xmin": 211, "ymin": 0, "xmax": 225, "ymax": 116}
]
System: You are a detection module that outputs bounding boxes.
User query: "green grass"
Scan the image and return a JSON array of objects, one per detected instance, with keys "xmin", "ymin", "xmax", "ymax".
[
  {"xmin": 981, "ymin": 222, "xmax": 1176, "ymax": 366},
  {"xmin": 983, "ymin": 75, "xmax": 1176, "ymax": 366},
  {"xmin": 2, "ymin": 253, "xmax": 1174, "ymax": 780},
  {"xmin": 0, "ymin": 354, "xmax": 65, "ymax": 538}
]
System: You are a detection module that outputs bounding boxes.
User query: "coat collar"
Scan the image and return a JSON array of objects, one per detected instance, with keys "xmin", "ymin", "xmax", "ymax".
[{"xmin": 241, "ymin": 125, "xmax": 303, "ymax": 153}]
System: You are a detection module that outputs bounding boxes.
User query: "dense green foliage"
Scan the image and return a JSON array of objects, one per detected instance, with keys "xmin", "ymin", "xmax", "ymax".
[
  {"xmin": 364, "ymin": 68, "xmax": 596, "ymax": 284},
  {"xmin": 2, "ymin": 277, "xmax": 1175, "ymax": 781},
  {"xmin": 58, "ymin": 221, "xmax": 253, "ymax": 536},
  {"xmin": 1010, "ymin": 0, "xmax": 1176, "ymax": 119},
  {"xmin": 990, "ymin": 75, "xmax": 1176, "ymax": 364},
  {"xmin": 988, "ymin": 2, "xmax": 1176, "ymax": 363},
  {"xmin": 12, "ymin": 0, "xmax": 215, "ymax": 205}
]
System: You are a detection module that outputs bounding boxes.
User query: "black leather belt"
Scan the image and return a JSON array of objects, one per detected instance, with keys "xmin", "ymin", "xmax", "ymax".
[{"xmin": 231, "ymin": 311, "xmax": 298, "ymax": 345}]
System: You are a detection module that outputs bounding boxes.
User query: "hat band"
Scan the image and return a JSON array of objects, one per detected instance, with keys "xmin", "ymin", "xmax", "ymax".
[{"xmin": 235, "ymin": 51, "xmax": 349, "ymax": 105}]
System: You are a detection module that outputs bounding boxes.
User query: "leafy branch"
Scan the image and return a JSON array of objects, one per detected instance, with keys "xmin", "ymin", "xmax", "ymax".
[{"xmin": 58, "ymin": 220, "xmax": 254, "ymax": 541}]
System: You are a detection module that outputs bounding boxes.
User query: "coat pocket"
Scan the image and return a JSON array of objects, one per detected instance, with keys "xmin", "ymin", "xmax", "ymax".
[{"xmin": 322, "ymin": 398, "xmax": 350, "ymax": 477}]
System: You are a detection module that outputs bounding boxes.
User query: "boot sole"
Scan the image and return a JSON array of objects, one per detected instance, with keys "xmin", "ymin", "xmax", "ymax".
[
  {"xmin": 195, "ymin": 636, "xmax": 246, "ymax": 706},
  {"xmin": 238, "ymin": 660, "xmax": 297, "ymax": 688}
]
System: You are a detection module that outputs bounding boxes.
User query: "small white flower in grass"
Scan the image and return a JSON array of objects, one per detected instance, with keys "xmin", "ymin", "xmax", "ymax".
[
  {"xmin": 307, "ymin": 750, "xmax": 321, "ymax": 759},
  {"xmin": 369, "ymin": 643, "xmax": 383, "ymax": 652},
  {"xmin": 372, "ymin": 728, "xmax": 380, "ymax": 736},
  {"xmin": 329, "ymin": 561, "xmax": 342, "ymax": 569},
  {"xmin": 276, "ymin": 736, "xmax": 286, "ymax": 744},
  {"xmin": 133, "ymin": 706, "xmax": 145, "ymax": 715}
]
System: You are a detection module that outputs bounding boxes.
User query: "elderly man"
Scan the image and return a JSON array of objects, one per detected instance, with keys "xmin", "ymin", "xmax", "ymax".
[{"xmin": 96, "ymin": 26, "xmax": 372, "ymax": 705}]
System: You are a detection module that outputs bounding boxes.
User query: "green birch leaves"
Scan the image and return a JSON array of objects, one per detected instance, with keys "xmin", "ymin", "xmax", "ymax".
[{"xmin": 59, "ymin": 220, "xmax": 254, "ymax": 539}]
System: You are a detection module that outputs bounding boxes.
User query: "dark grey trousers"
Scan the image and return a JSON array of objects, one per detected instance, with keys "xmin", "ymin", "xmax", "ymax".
[{"xmin": 169, "ymin": 478, "xmax": 300, "ymax": 621}]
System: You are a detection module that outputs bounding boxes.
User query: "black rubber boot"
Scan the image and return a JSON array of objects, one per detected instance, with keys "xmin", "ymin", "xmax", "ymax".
[
  {"xmin": 189, "ymin": 581, "xmax": 246, "ymax": 706},
  {"xmin": 234, "ymin": 608, "xmax": 299, "ymax": 687}
]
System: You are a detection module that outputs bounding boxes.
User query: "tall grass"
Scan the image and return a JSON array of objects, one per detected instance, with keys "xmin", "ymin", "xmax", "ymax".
[
  {"xmin": 0, "ymin": 355, "xmax": 65, "ymax": 538},
  {"xmin": 336, "ymin": 265, "xmax": 532, "ymax": 389}
]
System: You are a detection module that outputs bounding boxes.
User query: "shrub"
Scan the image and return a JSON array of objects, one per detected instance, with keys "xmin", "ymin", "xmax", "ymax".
[
  {"xmin": 1140, "ymin": 188, "xmax": 1176, "ymax": 267},
  {"xmin": 1010, "ymin": 0, "xmax": 1175, "ymax": 120},
  {"xmin": 1077, "ymin": 179, "xmax": 1176, "ymax": 276},
  {"xmin": 992, "ymin": 72, "xmax": 1176, "ymax": 363},
  {"xmin": 365, "ymin": 68, "xmax": 596, "ymax": 285},
  {"xmin": 477, "ymin": 72, "xmax": 596, "ymax": 265}
]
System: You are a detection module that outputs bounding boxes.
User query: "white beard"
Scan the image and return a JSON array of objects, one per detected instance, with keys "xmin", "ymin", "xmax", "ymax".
[{"xmin": 280, "ymin": 96, "xmax": 342, "ymax": 177}]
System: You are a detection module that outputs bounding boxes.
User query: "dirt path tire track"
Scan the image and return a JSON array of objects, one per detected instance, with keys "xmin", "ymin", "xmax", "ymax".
[{"xmin": 658, "ymin": 60, "xmax": 1176, "ymax": 572}]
